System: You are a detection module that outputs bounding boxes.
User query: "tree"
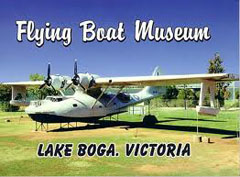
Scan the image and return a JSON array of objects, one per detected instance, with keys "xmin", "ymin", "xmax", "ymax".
[
  {"xmin": 177, "ymin": 88, "xmax": 199, "ymax": 107},
  {"xmin": 208, "ymin": 52, "xmax": 228, "ymax": 107},
  {"xmin": 162, "ymin": 86, "xmax": 179, "ymax": 100},
  {"xmin": 160, "ymin": 86, "xmax": 179, "ymax": 107},
  {"xmin": 235, "ymin": 90, "xmax": 239, "ymax": 99},
  {"xmin": 29, "ymin": 73, "xmax": 44, "ymax": 81},
  {"xmin": 208, "ymin": 53, "xmax": 224, "ymax": 74},
  {"xmin": 28, "ymin": 73, "xmax": 58, "ymax": 100},
  {"xmin": 0, "ymin": 84, "xmax": 19, "ymax": 112},
  {"xmin": 0, "ymin": 84, "xmax": 11, "ymax": 101}
]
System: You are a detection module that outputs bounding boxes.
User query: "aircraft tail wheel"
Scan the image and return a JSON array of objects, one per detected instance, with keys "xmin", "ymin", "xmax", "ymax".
[{"xmin": 143, "ymin": 115, "xmax": 158, "ymax": 126}]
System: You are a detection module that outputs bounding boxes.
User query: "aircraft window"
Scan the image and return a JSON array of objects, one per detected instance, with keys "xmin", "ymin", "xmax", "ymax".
[
  {"xmin": 117, "ymin": 93, "xmax": 130, "ymax": 103},
  {"xmin": 99, "ymin": 106, "xmax": 102, "ymax": 108},
  {"xmin": 57, "ymin": 98, "xmax": 63, "ymax": 102},
  {"xmin": 73, "ymin": 104, "xmax": 77, "ymax": 107},
  {"xmin": 48, "ymin": 97, "xmax": 63, "ymax": 102}
]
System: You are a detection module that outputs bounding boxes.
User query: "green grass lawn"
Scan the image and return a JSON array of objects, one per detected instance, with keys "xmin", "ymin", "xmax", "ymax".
[
  {"xmin": 0, "ymin": 111, "xmax": 26, "ymax": 118},
  {"xmin": 0, "ymin": 108, "xmax": 239, "ymax": 176},
  {"xmin": 118, "ymin": 108, "xmax": 239, "ymax": 138}
]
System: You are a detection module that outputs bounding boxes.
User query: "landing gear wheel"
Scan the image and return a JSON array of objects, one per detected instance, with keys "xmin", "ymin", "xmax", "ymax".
[{"xmin": 143, "ymin": 115, "xmax": 158, "ymax": 126}]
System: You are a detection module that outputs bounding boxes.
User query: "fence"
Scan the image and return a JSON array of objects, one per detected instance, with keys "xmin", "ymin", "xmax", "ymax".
[{"xmin": 128, "ymin": 98, "xmax": 239, "ymax": 115}]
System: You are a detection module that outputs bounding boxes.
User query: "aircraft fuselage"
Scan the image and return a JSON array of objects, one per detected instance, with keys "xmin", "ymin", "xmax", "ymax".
[{"xmin": 26, "ymin": 91, "xmax": 129, "ymax": 123}]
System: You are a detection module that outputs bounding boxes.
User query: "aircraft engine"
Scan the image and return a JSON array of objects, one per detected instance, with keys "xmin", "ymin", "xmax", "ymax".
[
  {"xmin": 39, "ymin": 63, "xmax": 70, "ymax": 91},
  {"xmin": 65, "ymin": 59, "xmax": 98, "ymax": 91},
  {"xmin": 51, "ymin": 75, "xmax": 70, "ymax": 90},
  {"xmin": 77, "ymin": 73, "xmax": 98, "ymax": 90}
]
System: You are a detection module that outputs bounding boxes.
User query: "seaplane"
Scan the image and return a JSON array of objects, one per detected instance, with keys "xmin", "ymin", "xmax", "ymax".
[{"xmin": 3, "ymin": 60, "xmax": 238, "ymax": 130}]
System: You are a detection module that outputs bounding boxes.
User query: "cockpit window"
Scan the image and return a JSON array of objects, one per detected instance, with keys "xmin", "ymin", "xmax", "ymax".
[
  {"xmin": 73, "ymin": 104, "xmax": 77, "ymax": 107},
  {"xmin": 57, "ymin": 98, "xmax": 63, "ymax": 101},
  {"xmin": 46, "ymin": 97, "xmax": 64, "ymax": 102},
  {"xmin": 62, "ymin": 89, "xmax": 75, "ymax": 96},
  {"xmin": 51, "ymin": 98, "xmax": 63, "ymax": 102}
]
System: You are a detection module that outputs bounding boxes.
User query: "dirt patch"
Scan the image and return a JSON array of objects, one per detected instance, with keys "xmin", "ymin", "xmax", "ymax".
[
  {"xmin": 135, "ymin": 164, "xmax": 163, "ymax": 174},
  {"xmin": 134, "ymin": 163, "xmax": 197, "ymax": 175},
  {"xmin": 0, "ymin": 142, "xmax": 16, "ymax": 146},
  {"xmin": 19, "ymin": 125, "xmax": 133, "ymax": 141}
]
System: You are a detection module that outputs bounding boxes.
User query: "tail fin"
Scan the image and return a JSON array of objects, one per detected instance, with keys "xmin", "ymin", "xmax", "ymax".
[
  {"xmin": 152, "ymin": 66, "xmax": 161, "ymax": 76},
  {"xmin": 137, "ymin": 66, "xmax": 165, "ymax": 99}
]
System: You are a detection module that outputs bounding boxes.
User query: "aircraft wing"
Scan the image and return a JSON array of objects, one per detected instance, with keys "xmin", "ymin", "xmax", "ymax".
[
  {"xmin": 94, "ymin": 73, "xmax": 238, "ymax": 87},
  {"xmin": 2, "ymin": 81, "xmax": 44, "ymax": 86},
  {"xmin": 1, "ymin": 81, "xmax": 44, "ymax": 106}
]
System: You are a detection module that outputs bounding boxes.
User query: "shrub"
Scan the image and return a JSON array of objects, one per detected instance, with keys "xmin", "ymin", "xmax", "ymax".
[{"xmin": 0, "ymin": 102, "xmax": 19, "ymax": 112}]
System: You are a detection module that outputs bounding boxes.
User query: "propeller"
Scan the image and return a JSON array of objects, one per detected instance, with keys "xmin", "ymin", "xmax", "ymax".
[
  {"xmin": 88, "ymin": 75, "xmax": 96, "ymax": 88},
  {"xmin": 65, "ymin": 59, "xmax": 85, "ymax": 91},
  {"xmin": 39, "ymin": 63, "xmax": 56, "ymax": 93}
]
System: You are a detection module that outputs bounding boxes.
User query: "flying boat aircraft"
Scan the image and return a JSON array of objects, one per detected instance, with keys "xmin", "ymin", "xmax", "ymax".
[{"xmin": 3, "ymin": 60, "xmax": 238, "ymax": 127}]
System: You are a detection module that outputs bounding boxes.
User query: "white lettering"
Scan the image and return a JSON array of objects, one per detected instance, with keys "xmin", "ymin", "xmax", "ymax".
[
  {"xmin": 16, "ymin": 20, "xmax": 72, "ymax": 47},
  {"xmin": 135, "ymin": 20, "xmax": 211, "ymax": 42},
  {"xmin": 79, "ymin": 20, "xmax": 125, "ymax": 42}
]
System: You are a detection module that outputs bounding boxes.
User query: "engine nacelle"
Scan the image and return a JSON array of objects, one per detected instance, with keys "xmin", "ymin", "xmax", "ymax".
[
  {"xmin": 77, "ymin": 73, "xmax": 99, "ymax": 90},
  {"xmin": 51, "ymin": 75, "xmax": 71, "ymax": 90}
]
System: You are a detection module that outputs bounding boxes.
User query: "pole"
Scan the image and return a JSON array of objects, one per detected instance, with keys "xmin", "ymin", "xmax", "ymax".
[
  {"xmin": 233, "ymin": 81, "xmax": 236, "ymax": 100},
  {"xmin": 184, "ymin": 84, "xmax": 186, "ymax": 110},
  {"xmin": 148, "ymin": 100, "xmax": 150, "ymax": 115},
  {"xmin": 197, "ymin": 113, "xmax": 199, "ymax": 135}
]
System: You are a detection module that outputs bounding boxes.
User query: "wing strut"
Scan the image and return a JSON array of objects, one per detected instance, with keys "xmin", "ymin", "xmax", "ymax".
[
  {"xmin": 91, "ymin": 80, "xmax": 113, "ymax": 109},
  {"xmin": 198, "ymin": 80, "xmax": 216, "ymax": 108},
  {"xmin": 106, "ymin": 86, "xmax": 124, "ymax": 107},
  {"xmin": 196, "ymin": 80, "xmax": 219, "ymax": 116}
]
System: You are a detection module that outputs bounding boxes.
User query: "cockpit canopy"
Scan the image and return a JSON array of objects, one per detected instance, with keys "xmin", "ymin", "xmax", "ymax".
[{"xmin": 45, "ymin": 96, "xmax": 66, "ymax": 102}]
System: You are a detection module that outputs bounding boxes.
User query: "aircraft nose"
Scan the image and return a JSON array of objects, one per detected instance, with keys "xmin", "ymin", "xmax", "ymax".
[
  {"xmin": 25, "ymin": 105, "xmax": 34, "ymax": 114},
  {"xmin": 26, "ymin": 101, "xmax": 55, "ymax": 114}
]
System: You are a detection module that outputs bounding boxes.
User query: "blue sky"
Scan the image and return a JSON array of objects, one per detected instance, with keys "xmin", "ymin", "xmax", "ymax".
[{"xmin": 0, "ymin": 0, "xmax": 238, "ymax": 81}]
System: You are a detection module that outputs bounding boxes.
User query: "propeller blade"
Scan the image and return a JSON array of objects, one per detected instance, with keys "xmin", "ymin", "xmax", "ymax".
[
  {"xmin": 66, "ymin": 59, "xmax": 86, "ymax": 91},
  {"xmin": 88, "ymin": 76, "xmax": 96, "ymax": 88},
  {"xmin": 51, "ymin": 85, "xmax": 57, "ymax": 94},
  {"xmin": 74, "ymin": 59, "xmax": 78, "ymax": 75},
  {"xmin": 79, "ymin": 83, "xmax": 86, "ymax": 91},
  {"xmin": 47, "ymin": 62, "xmax": 51, "ymax": 78},
  {"xmin": 39, "ymin": 83, "xmax": 46, "ymax": 89},
  {"xmin": 60, "ymin": 80, "xmax": 67, "ymax": 89}
]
